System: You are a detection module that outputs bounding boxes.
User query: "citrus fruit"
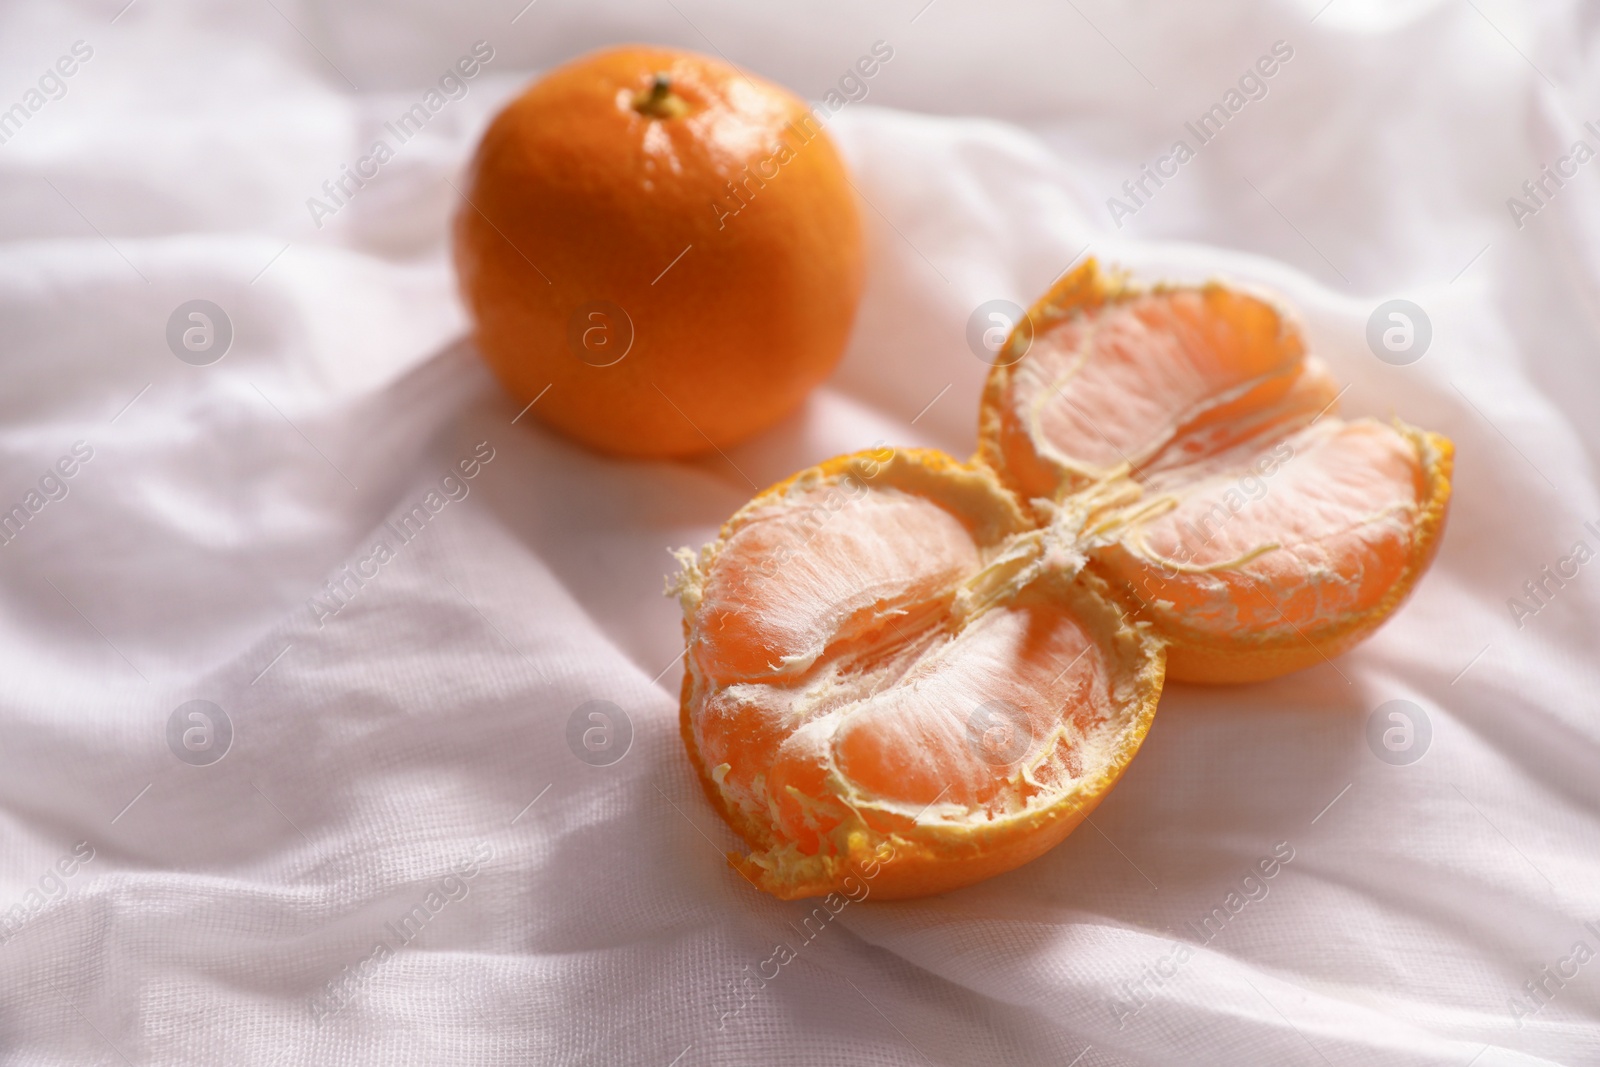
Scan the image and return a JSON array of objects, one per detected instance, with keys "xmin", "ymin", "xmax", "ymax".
[
  {"xmin": 978, "ymin": 260, "xmax": 1454, "ymax": 683},
  {"xmin": 454, "ymin": 45, "xmax": 863, "ymax": 458},
  {"xmin": 671, "ymin": 259, "xmax": 1452, "ymax": 901}
]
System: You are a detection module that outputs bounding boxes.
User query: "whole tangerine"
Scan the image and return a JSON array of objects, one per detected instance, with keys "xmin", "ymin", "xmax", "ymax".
[{"xmin": 454, "ymin": 45, "xmax": 864, "ymax": 458}]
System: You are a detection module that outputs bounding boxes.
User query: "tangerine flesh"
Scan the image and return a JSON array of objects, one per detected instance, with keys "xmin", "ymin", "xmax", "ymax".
[
  {"xmin": 673, "ymin": 449, "xmax": 1165, "ymax": 900},
  {"xmin": 674, "ymin": 259, "xmax": 1453, "ymax": 899},
  {"xmin": 979, "ymin": 260, "xmax": 1453, "ymax": 684}
]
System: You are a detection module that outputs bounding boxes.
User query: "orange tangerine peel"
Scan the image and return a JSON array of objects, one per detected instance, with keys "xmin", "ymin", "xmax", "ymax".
[
  {"xmin": 456, "ymin": 45, "xmax": 863, "ymax": 459},
  {"xmin": 979, "ymin": 260, "xmax": 1454, "ymax": 684},
  {"xmin": 671, "ymin": 448, "xmax": 1165, "ymax": 900},
  {"xmin": 672, "ymin": 259, "xmax": 1453, "ymax": 900}
]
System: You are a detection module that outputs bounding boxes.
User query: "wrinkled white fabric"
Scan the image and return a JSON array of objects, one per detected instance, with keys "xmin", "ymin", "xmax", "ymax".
[{"xmin": 2, "ymin": 1, "xmax": 1598, "ymax": 1064}]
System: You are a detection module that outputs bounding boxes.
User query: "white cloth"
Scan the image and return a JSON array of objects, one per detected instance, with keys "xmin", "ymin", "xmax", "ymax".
[{"xmin": 2, "ymin": 1, "xmax": 1597, "ymax": 1063}]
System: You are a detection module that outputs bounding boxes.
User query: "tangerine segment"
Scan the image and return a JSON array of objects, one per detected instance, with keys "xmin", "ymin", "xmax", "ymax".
[
  {"xmin": 977, "ymin": 259, "xmax": 1454, "ymax": 684},
  {"xmin": 672, "ymin": 449, "xmax": 1165, "ymax": 900},
  {"xmin": 1091, "ymin": 418, "xmax": 1422, "ymax": 634},
  {"xmin": 692, "ymin": 481, "xmax": 995, "ymax": 685},
  {"xmin": 1095, "ymin": 421, "xmax": 1452, "ymax": 683},
  {"xmin": 830, "ymin": 599, "xmax": 1110, "ymax": 811},
  {"xmin": 979, "ymin": 260, "xmax": 1334, "ymax": 501}
]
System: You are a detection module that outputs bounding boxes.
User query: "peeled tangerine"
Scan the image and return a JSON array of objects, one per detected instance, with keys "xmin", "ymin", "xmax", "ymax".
[{"xmin": 670, "ymin": 261, "xmax": 1453, "ymax": 900}]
